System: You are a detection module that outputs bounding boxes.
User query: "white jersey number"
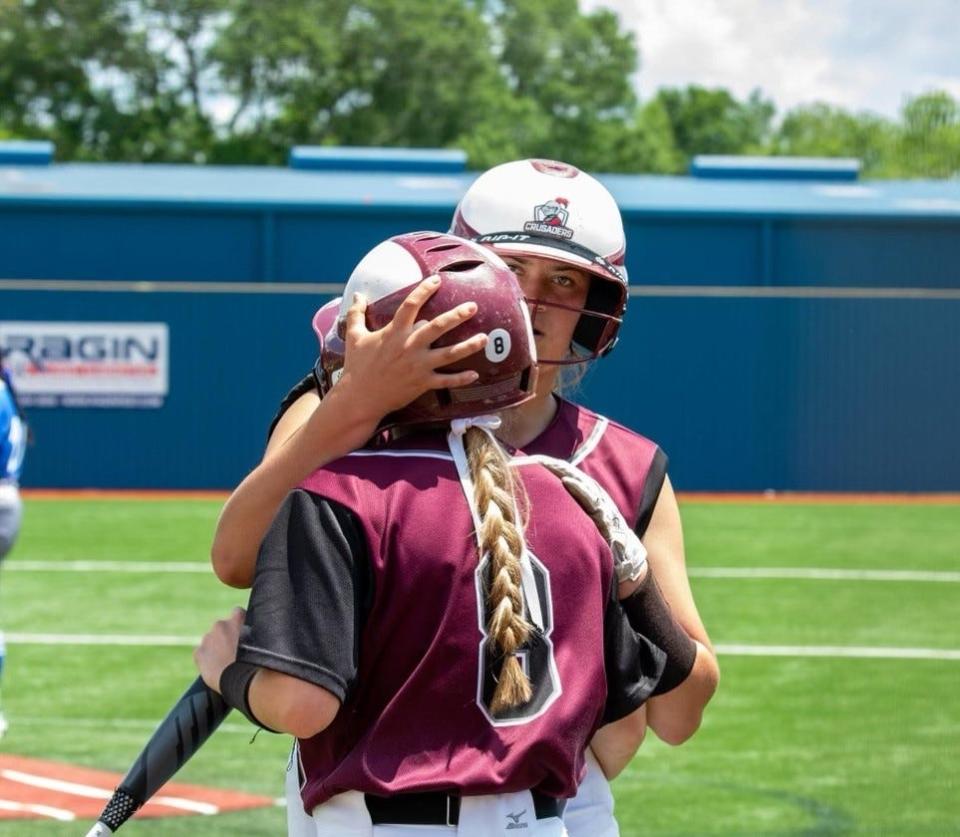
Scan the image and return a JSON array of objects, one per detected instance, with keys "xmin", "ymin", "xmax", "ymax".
[{"xmin": 474, "ymin": 550, "xmax": 562, "ymax": 726}]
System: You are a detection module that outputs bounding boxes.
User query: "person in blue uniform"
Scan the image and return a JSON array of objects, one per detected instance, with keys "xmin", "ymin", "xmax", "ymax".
[{"xmin": 0, "ymin": 359, "xmax": 28, "ymax": 738}]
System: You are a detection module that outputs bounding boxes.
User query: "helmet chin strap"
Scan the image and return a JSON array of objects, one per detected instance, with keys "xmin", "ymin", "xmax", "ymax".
[
  {"xmin": 450, "ymin": 415, "xmax": 503, "ymax": 436},
  {"xmin": 536, "ymin": 353, "xmax": 592, "ymax": 367},
  {"xmin": 446, "ymin": 415, "xmax": 544, "ymax": 631}
]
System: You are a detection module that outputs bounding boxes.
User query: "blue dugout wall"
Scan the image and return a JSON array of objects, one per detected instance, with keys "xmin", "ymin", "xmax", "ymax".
[{"xmin": 2, "ymin": 156, "xmax": 959, "ymax": 490}]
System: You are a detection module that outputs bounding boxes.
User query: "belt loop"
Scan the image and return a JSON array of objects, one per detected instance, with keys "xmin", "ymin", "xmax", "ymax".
[{"xmin": 446, "ymin": 794, "xmax": 454, "ymax": 827}]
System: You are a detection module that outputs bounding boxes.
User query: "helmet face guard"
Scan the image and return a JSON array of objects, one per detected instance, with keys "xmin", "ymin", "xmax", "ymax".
[
  {"xmin": 524, "ymin": 298, "xmax": 623, "ymax": 365},
  {"xmin": 315, "ymin": 232, "xmax": 538, "ymax": 430},
  {"xmin": 473, "ymin": 232, "xmax": 628, "ymax": 363}
]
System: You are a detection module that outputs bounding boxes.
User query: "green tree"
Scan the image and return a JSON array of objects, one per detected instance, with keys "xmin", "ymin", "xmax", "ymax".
[
  {"xmin": 486, "ymin": 0, "xmax": 639, "ymax": 169},
  {"xmin": 211, "ymin": 0, "xmax": 510, "ymax": 162},
  {"xmin": 0, "ymin": 0, "xmax": 140, "ymax": 158},
  {"xmin": 626, "ymin": 97, "xmax": 683, "ymax": 173},
  {"xmin": 894, "ymin": 91, "xmax": 960, "ymax": 178},
  {"xmin": 565, "ymin": 97, "xmax": 679, "ymax": 174},
  {"xmin": 771, "ymin": 103, "xmax": 895, "ymax": 176},
  {"xmin": 0, "ymin": 0, "xmax": 227, "ymax": 162},
  {"xmin": 210, "ymin": 0, "xmax": 642, "ymax": 168},
  {"xmin": 9, "ymin": 1, "xmax": 956, "ymax": 178},
  {"xmin": 769, "ymin": 93, "xmax": 960, "ymax": 179},
  {"xmin": 0, "ymin": 0, "xmax": 647, "ymax": 169},
  {"xmin": 655, "ymin": 85, "xmax": 775, "ymax": 165},
  {"xmin": 452, "ymin": 93, "xmax": 551, "ymax": 172}
]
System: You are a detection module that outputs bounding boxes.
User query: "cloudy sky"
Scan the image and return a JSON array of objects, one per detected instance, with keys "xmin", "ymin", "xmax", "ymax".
[{"xmin": 582, "ymin": 0, "xmax": 960, "ymax": 117}]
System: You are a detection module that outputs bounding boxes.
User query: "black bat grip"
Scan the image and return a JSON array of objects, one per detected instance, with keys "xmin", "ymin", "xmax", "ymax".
[{"xmin": 89, "ymin": 677, "xmax": 231, "ymax": 833}]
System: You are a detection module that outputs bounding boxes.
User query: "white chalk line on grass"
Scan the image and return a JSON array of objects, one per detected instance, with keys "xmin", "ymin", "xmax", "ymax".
[
  {"xmin": 8, "ymin": 561, "xmax": 960, "ymax": 583},
  {"xmin": 715, "ymin": 644, "xmax": 960, "ymax": 660},
  {"xmin": 1, "ymin": 769, "xmax": 217, "ymax": 814},
  {"xmin": 6, "ymin": 560, "xmax": 209, "ymax": 573},
  {"xmin": 0, "ymin": 798, "xmax": 75, "ymax": 821},
  {"xmin": 689, "ymin": 567, "xmax": 960, "ymax": 582},
  {"xmin": 7, "ymin": 632, "xmax": 197, "ymax": 646},
  {"xmin": 8, "ymin": 632, "xmax": 960, "ymax": 660},
  {"xmin": 6, "ymin": 715, "xmax": 260, "ymax": 735}
]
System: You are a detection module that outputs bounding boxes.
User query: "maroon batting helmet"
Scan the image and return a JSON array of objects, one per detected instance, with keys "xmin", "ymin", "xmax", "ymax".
[{"xmin": 316, "ymin": 232, "xmax": 538, "ymax": 429}]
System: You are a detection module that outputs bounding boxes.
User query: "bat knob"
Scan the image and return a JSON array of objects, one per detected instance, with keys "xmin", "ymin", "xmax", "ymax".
[{"xmin": 84, "ymin": 823, "xmax": 114, "ymax": 836}]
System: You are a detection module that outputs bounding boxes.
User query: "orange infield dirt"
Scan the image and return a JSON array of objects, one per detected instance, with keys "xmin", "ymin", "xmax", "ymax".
[{"xmin": 0, "ymin": 753, "xmax": 274, "ymax": 822}]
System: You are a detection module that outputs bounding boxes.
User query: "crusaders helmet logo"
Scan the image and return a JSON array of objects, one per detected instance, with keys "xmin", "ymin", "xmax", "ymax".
[{"xmin": 524, "ymin": 197, "xmax": 574, "ymax": 239}]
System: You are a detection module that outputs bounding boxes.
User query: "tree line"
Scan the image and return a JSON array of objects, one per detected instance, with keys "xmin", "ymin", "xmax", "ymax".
[{"xmin": 2, "ymin": 0, "xmax": 958, "ymax": 178}]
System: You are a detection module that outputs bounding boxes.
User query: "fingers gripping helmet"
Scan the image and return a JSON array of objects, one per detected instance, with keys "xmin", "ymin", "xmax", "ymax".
[
  {"xmin": 451, "ymin": 159, "xmax": 628, "ymax": 363},
  {"xmin": 316, "ymin": 232, "xmax": 538, "ymax": 429}
]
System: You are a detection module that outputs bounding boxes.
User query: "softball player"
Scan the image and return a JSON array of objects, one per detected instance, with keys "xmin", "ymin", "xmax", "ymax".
[
  {"xmin": 211, "ymin": 160, "xmax": 720, "ymax": 834},
  {"xmin": 197, "ymin": 233, "xmax": 665, "ymax": 836},
  {"xmin": 0, "ymin": 361, "xmax": 27, "ymax": 738}
]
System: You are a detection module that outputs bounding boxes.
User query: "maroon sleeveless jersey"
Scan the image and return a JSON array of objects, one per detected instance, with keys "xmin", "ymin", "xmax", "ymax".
[
  {"xmin": 521, "ymin": 397, "xmax": 668, "ymax": 536},
  {"xmin": 273, "ymin": 432, "xmax": 632, "ymax": 808},
  {"xmin": 270, "ymin": 380, "xmax": 666, "ymax": 535}
]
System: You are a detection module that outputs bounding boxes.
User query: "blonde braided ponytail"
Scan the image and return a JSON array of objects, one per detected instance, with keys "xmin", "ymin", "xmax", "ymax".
[{"xmin": 464, "ymin": 426, "xmax": 533, "ymax": 713}]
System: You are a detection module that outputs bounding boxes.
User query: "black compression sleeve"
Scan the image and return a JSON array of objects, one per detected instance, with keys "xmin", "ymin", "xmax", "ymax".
[
  {"xmin": 219, "ymin": 661, "xmax": 277, "ymax": 732},
  {"xmin": 620, "ymin": 573, "xmax": 698, "ymax": 695},
  {"xmin": 601, "ymin": 587, "xmax": 667, "ymax": 723}
]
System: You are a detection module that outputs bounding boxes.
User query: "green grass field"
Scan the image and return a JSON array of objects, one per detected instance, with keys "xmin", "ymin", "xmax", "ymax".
[{"xmin": 1, "ymin": 498, "xmax": 958, "ymax": 835}]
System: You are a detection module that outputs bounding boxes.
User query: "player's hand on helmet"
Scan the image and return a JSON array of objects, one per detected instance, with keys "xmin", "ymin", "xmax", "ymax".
[
  {"xmin": 194, "ymin": 607, "xmax": 245, "ymax": 694},
  {"xmin": 339, "ymin": 276, "xmax": 487, "ymax": 421},
  {"xmin": 531, "ymin": 456, "xmax": 648, "ymax": 589}
]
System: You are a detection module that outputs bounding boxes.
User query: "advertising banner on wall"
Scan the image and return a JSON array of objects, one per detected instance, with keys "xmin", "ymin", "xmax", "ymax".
[{"xmin": 0, "ymin": 321, "xmax": 169, "ymax": 408}]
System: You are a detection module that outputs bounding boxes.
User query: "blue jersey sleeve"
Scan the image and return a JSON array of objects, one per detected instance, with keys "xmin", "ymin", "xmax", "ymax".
[{"xmin": 0, "ymin": 379, "xmax": 26, "ymax": 481}]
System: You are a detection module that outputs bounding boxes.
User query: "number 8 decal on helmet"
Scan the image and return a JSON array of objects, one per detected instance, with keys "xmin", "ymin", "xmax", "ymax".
[{"xmin": 485, "ymin": 328, "xmax": 512, "ymax": 363}]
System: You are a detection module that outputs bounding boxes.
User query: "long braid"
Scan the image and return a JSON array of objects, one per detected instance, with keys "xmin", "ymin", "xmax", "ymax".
[{"xmin": 464, "ymin": 426, "xmax": 533, "ymax": 713}]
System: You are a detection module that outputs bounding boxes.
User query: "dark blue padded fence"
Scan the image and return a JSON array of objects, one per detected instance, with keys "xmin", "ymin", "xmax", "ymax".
[
  {"xmin": 5, "ymin": 284, "xmax": 958, "ymax": 491},
  {"xmin": 2, "ymin": 159, "xmax": 959, "ymax": 489},
  {"xmin": 3, "ymin": 203, "xmax": 960, "ymax": 290}
]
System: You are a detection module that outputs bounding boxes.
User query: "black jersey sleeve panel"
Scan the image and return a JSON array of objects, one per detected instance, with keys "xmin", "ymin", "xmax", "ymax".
[
  {"xmin": 265, "ymin": 371, "xmax": 320, "ymax": 443},
  {"xmin": 237, "ymin": 488, "xmax": 372, "ymax": 702},
  {"xmin": 634, "ymin": 446, "xmax": 669, "ymax": 538},
  {"xmin": 601, "ymin": 586, "xmax": 667, "ymax": 724},
  {"xmin": 234, "ymin": 646, "xmax": 352, "ymax": 702}
]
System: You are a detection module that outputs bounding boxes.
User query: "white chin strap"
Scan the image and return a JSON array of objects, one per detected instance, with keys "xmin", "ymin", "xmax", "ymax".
[
  {"xmin": 450, "ymin": 414, "xmax": 502, "ymax": 437},
  {"xmin": 447, "ymin": 415, "xmax": 503, "ymax": 537},
  {"xmin": 446, "ymin": 415, "xmax": 544, "ymax": 631}
]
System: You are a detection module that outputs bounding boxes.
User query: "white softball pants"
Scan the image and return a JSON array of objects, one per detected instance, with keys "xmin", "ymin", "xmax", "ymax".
[{"xmin": 284, "ymin": 745, "xmax": 617, "ymax": 837}]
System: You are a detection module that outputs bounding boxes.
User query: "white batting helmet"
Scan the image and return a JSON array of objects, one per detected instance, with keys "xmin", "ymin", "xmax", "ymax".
[{"xmin": 451, "ymin": 159, "xmax": 628, "ymax": 361}]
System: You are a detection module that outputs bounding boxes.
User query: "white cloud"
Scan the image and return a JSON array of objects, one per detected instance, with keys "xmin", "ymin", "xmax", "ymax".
[{"xmin": 582, "ymin": 0, "xmax": 960, "ymax": 117}]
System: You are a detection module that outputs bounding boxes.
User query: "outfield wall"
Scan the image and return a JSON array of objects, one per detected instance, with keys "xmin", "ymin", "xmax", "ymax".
[
  {"xmin": 3, "ymin": 192, "xmax": 960, "ymax": 290},
  {"xmin": 4, "ymin": 282, "xmax": 958, "ymax": 491},
  {"xmin": 2, "ymin": 161, "xmax": 959, "ymax": 490}
]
